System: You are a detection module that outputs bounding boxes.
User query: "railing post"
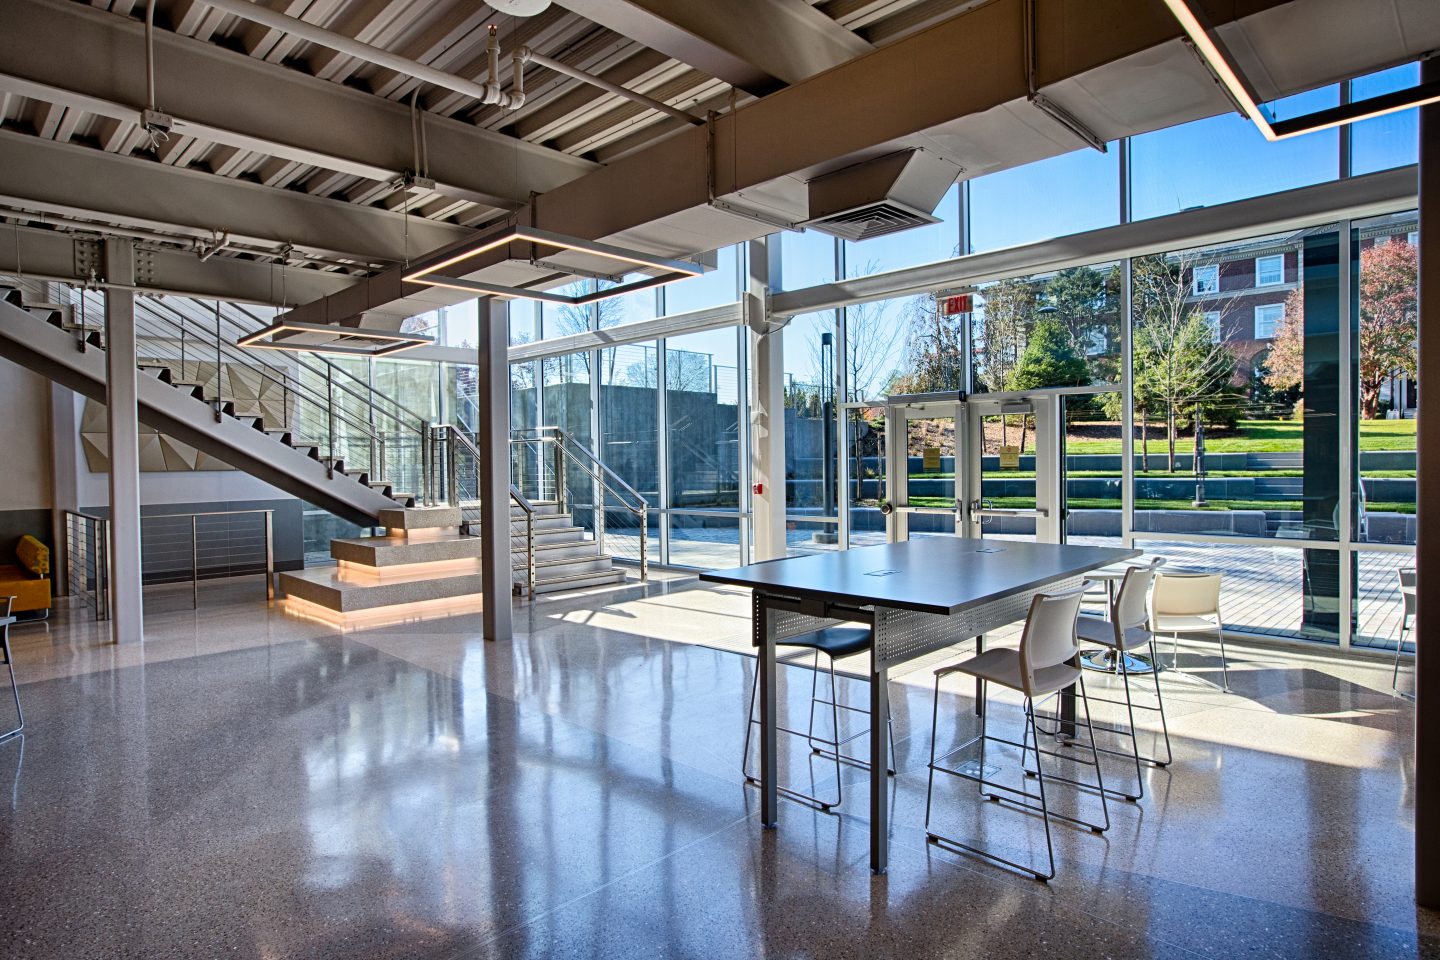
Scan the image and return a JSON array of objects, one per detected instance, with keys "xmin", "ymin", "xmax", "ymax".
[
  {"xmin": 421, "ymin": 421, "xmax": 432, "ymax": 505},
  {"xmin": 264, "ymin": 510, "xmax": 274, "ymax": 601},
  {"xmin": 214, "ymin": 301, "xmax": 223, "ymax": 423},
  {"xmin": 640, "ymin": 505, "xmax": 649, "ymax": 582},
  {"xmin": 554, "ymin": 438, "xmax": 566, "ymax": 512},
  {"xmin": 326, "ymin": 366, "xmax": 336, "ymax": 478},
  {"xmin": 446, "ymin": 428, "xmax": 459, "ymax": 507},
  {"xmin": 190, "ymin": 514, "xmax": 199, "ymax": 610},
  {"xmin": 527, "ymin": 511, "xmax": 536, "ymax": 597}
]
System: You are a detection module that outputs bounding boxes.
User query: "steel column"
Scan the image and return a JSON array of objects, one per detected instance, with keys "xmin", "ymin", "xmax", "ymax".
[
  {"xmin": 103, "ymin": 238, "xmax": 144, "ymax": 644},
  {"xmin": 747, "ymin": 236, "xmax": 786, "ymax": 561},
  {"xmin": 478, "ymin": 298, "xmax": 513, "ymax": 641},
  {"xmin": 1413, "ymin": 55, "xmax": 1440, "ymax": 910}
]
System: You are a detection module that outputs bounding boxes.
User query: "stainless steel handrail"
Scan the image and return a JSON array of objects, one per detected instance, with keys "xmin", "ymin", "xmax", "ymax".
[
  {"xmin": 433, "ymin": 424, "xmax": 538, "ymax": 595},
  {"xmin": 510, "ymin": 426, "xmax": 648, "ymax": 581},
  {"xmin": 63, "ymin": 509, "xmax": 110, "ymax": 622},
  {"xmin": 136, "ymin": 508, "xmax": 275, "ymax": 608}
]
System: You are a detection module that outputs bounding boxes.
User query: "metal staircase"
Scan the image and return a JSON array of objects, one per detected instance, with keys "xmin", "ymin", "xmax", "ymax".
[{"xmin": 0, "ymin": 279, "xmax": 648, "ymax": 601}]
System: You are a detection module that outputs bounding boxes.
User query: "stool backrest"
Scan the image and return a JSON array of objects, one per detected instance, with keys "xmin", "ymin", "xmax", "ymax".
[
  {"xmin": 1114, "ymin": 563, "xmax": 1160, "ymax": 632},
  {"xmin": 1019, "ymin": 588, "xmax": 1085, "ymax": 696},
  {"xmin": 1152, "ymin": 572, "xmax": 1222, "ymax": 618},
  {"xmin": 1399, "ymin": 567, "xmax": 1417, "ymax": 617}
]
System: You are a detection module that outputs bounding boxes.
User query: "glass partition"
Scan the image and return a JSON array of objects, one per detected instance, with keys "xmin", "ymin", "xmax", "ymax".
[{"xmin": 969, "ymin": 146, "xmax": 1119, "ymax": 253}]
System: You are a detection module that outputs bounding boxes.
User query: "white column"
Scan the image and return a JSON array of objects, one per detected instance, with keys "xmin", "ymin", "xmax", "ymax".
[
  {"xmin": 746, "ymin": 237, "xmax": 786, "ymax": 562},
  {"xmin": 478, "ymin": 297, "xmax": 513, "ymax": 641},
  {"xmin": 104, "ymin": 238, "xmax": 143, "ymax": 644}
]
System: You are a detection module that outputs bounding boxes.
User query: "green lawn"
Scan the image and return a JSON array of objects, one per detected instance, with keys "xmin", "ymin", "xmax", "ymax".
[
  {"xmin": 1064, "ymin": 419, "xmax": 1417, "ymax": 455},
  {"xmin": 909, "ymin": 495, "xmax": 1415, "ymax": 514},
  {"xmin": 911, "ymin": 469, "xmax": 1414, "ymax": 480}
]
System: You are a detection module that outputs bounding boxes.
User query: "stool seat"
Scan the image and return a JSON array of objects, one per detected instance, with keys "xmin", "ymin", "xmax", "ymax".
[
  {"xmin": 1076, "ymin": 614, "xmax": 1153, "ymax": 652},
  {"xmin": 780, "ymin": 626, "xmax": 871, "ymax": 660}
]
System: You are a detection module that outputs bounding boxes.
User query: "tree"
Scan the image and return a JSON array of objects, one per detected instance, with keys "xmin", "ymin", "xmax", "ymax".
[
  {"xmin": 974, "ymin": 278, "xmax": 1038, "ymax": 392},
  {"xmin": 1046, "ymin": 264, "xmax": 1121, "ymax": 361},
  {"xmin": 1005, "ymin": 316, "xmax": 1090, "ymax": 391},
  {"xmin": 891, "ymin": 295, "xmax": 966, "ymax": 395},
  {"xmin": 1263, "ymin": 238, "xmax": 1418, "ymax": 419},
  {"xmin": 1132, "ymin": 253, "xmax": 1238, "ymax": 472}
]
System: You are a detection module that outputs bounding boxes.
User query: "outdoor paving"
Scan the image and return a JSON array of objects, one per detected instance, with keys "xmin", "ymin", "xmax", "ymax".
[{"xmin": 610, "ymin": 528, "xmax": 1413, "ymax": 656}]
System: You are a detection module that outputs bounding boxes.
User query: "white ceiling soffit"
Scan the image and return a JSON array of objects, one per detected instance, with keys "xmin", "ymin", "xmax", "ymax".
[{"xmin": 1218, "ymin": 0, "xmax": 1440, "ymax": 103}]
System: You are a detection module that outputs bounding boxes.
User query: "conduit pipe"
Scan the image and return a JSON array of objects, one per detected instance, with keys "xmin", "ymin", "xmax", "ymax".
[{"xmin": 200, "ymin": 0, "xmax": 525, "ymax": 108}]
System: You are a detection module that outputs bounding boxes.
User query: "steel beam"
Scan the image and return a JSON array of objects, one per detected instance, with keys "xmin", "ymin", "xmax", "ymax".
[
  {"xmin": 0, "ymin": 221, "xmax": 357, "ymax": 306},
  {"xmin": 2, "ymin": 0, "xmax": 596, "ymax": 210},
  {"xmin": 103, "ymin": 238, "xmax": 144, "ymax": 645},
  {"xmin": 0, "ymin": 131, "xmax": 472, "ymax": 265},
  {"xmin": 555, "ymin": 0, "xmax": 873, "ymax": 95}
]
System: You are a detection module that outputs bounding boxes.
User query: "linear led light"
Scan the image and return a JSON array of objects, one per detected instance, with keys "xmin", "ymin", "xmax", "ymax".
[
  {"xmin": 1164, "ymin": 0, "xmax": 1440, "ymax": 142},
  {"xmin": 237, "ymin": 319, "xmax": 433, "ymax": 357},
  {"xmin": 402, "ymin": 224, "xmax": 705, "ymax": 305}
]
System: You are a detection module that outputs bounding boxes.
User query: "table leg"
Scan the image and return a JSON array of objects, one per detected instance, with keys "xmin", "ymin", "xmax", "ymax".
[
  {"xmin": 974, "ymin": 633, "xmax": 986, "ymax": 717},
  {"xmin": 1059, "ymin": 684, "xmax": 1077, "ymax": 740},
  {"xmin": 759, "ymin": 596, "xmax": 778, "ymax": 828},
  {"xmin": 870, "ymin": 657, "xmax": 889, "ymax": 874}
]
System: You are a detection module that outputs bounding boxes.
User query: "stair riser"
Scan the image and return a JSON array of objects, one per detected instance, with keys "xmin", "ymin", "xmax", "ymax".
[
  {"xmin": 530, "ymin": 570, "xmax": 628, "ymax": 594},
  {"xmin": 281, "ymin": 570, "xmax": 485, "ymax": 613}
]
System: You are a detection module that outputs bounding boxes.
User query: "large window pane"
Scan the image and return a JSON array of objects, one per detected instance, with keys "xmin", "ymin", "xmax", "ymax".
[
  {"xmin": 970, "ymin": 262, "xmax": 1121, "ymax": 394},
  {"xmin": 1137, "ymin": 540, "xmax": 1341, "ymax": 645},
  {"xmin": 861, "ymin": 295, "xmax": 945, "ymax": 399},
  {"xmin": 842, "ymin": 183, "xmax": 960, "ymax": 274},
  {"xmin": 778, "ymin": 229, "xmax": 836, "ymax": 291},
  {"xmin": 598, "ymin": 277, "xmax": 658, "ymax": 329},
  {"xmin": 542, "ymin": 282, "xmax": 593, "ymax": 338},
  {"xmin": 599, "ymin": 343, "xmax": 659, "ymax": 507},
  {"xmin": 969, "ymin": 146, "xmax": 1119, "ymax": 253},
  {"xmin": 541, "ymin": 351, "xmax": 592, "ymax": 444},
  {"xmin": 1130, "ymin": 87, "xmax": 1339, "ymax": 221},
  {"xmin": 1351, "ymin": 212, "xmax": 1418, "ymax": 545},
  {"xmin": 666, "ymin": 329, "xmax": 741, "ymax": 508},
  {"xmin": 664, "ymin": 245, "xmax": 739, "ymax": 315},
  {"xmin": 1350, "ymin": 64, "xmax": 1421, "ymax": 175},
  {"xmin": 668, "ymin": 514, "xmax": 741, "ymax": 568}
]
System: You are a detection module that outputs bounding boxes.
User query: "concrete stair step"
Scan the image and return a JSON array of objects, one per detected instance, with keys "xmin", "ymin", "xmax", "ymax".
[
  {"xmin": 331, "ymin": 532, "xmax": 481, "ymax": 567},
  {"xmin": 280, "ymin": 560, "xmax": 483, "ymax": 613},
  {"xmin": 530, "ymin": 568, "xmax": 627, "ymax": 594},
  {"xmin": 378, "ymin": 505, "xmax": 460, "ymax": 530}
]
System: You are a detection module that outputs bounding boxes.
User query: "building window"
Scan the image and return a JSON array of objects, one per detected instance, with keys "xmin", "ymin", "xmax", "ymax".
[
  {"xmin": 1192, "ymin": 264, "xmax": 1219, "ymax": 296},
  {"xmin": 1255, "ymin": 254, "xmax": 1284, "ymax": 287},
  {"xmin": 1254, "ymin": 303, "xmax": 1284, "ymax": 339},
  {"xmin": 1203, "ymin": 311, "xmax": 1222, "ymax": 339},
  {"xmin": 1409, "ymin": 230, "xmax": 1419, "ymax": 246}
]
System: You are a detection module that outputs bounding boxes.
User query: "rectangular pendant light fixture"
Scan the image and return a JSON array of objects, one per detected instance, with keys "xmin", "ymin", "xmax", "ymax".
[
  {"xmin": 237, "ymin": 319, "xmax": 434, "ymax": 357},
  {"xmin": 1164, "ymin": 0, "xmax": 1440, "ymax": 142},
  {"xmin": 402, "ymin": 224, "xmax": 705, "ymax": 304}
]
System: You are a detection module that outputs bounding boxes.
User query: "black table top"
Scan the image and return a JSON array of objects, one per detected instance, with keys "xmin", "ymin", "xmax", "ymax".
[{"xmin": 699, "ymin": 538, "xmax": 1139, "ymax": 616}]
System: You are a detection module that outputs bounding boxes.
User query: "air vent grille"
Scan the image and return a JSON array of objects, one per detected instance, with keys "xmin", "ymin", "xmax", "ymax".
[{"xmin": 806, "ymin": 202, "xmax": 940, "ymax": 241}]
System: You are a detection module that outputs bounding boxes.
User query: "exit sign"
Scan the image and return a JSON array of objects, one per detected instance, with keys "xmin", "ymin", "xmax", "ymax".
[{"xmin": 938, "ymin": 294, "xmax": 972, "ymax": 316}]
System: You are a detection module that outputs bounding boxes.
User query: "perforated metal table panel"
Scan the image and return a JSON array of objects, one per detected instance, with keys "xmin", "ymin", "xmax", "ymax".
[{"xmin": 701, "ymin": 537, "xmax": 1139, "ymax": 873}]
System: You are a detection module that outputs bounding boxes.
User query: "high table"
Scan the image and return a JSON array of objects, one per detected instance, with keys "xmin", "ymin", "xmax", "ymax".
[{"xmin": 701, "ymin": 537, "xmax": 1138, "ymax": 872}]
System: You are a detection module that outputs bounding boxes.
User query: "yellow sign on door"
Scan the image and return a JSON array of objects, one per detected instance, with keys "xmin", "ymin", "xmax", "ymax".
[
  {"xmin": 999, "ymin": 445, "xmax": 1020, "ymax": 470},
  {"xmin": 922, "ymin": 446, "xmax": 941, "ymax": 471}
]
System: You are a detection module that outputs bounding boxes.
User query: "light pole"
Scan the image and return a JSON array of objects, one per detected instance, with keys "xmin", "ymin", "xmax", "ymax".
[{"xmin": 1191, "ymin": 401, "xmax": 1208, "ymax": 507}]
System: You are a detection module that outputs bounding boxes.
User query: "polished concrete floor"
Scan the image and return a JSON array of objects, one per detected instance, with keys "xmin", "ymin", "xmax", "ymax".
[{"xmin": 0, "ymin": 574, "xmax": 1435, "ymax": 959}]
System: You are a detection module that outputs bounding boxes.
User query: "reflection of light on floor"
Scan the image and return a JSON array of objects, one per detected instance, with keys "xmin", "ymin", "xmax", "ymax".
[{"xmin": 282, "ymin": 594, "xmax": 485, "ymax": 631}]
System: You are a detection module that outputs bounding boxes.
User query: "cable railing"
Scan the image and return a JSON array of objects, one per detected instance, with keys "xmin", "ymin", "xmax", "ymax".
[
  {"xmin": 138, "ymin": 509, "xmax": 275, "ymax": 608},
  {"xmin": 63, "ymin": 509, "xmax": 110, "ymax": 622},
  {"xmin": 430, "ymin": 424, "xmax": 537, "ymax": 595},
  {"xmin": 512, "ymin": 426, "xmax": 649, "ymax": 580}
]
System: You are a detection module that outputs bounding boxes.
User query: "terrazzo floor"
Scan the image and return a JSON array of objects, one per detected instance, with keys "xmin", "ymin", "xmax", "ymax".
[{"xmin": 0, "ymin": 573, "xmax": 1434, "ymax": 959}]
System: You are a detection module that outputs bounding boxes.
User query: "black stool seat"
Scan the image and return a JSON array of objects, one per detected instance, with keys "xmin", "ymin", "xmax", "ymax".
[{"xmin": 780, "ymin": 626, "xmax": 871, "ymax": 659}]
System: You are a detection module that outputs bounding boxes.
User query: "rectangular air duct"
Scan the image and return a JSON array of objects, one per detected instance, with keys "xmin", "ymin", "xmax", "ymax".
[{"xmin": 801, "ymin": 149, "xmax": 961, "ymax": 241}]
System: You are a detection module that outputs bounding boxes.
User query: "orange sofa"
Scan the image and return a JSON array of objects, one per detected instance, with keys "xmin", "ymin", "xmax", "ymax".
[{"xmin": 0, "ymin": 535, "xmax": 51, "ymax": 616}]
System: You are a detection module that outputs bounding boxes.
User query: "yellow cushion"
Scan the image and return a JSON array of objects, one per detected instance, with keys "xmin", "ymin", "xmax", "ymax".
[{"xmin": 16, "ymin": 535, "xmax": 48, "ymax": 577}]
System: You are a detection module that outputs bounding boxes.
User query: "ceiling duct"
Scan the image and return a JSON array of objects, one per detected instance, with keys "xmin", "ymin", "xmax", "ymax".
[{"xmin": 800, "ymin": 149, "xmax": 961, "ymax": 241}]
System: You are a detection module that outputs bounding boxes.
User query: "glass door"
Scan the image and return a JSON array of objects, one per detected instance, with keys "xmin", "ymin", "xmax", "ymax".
[{"xmin": 967, "ymin": 395, "xmax": 1062, "ymax": 543}]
